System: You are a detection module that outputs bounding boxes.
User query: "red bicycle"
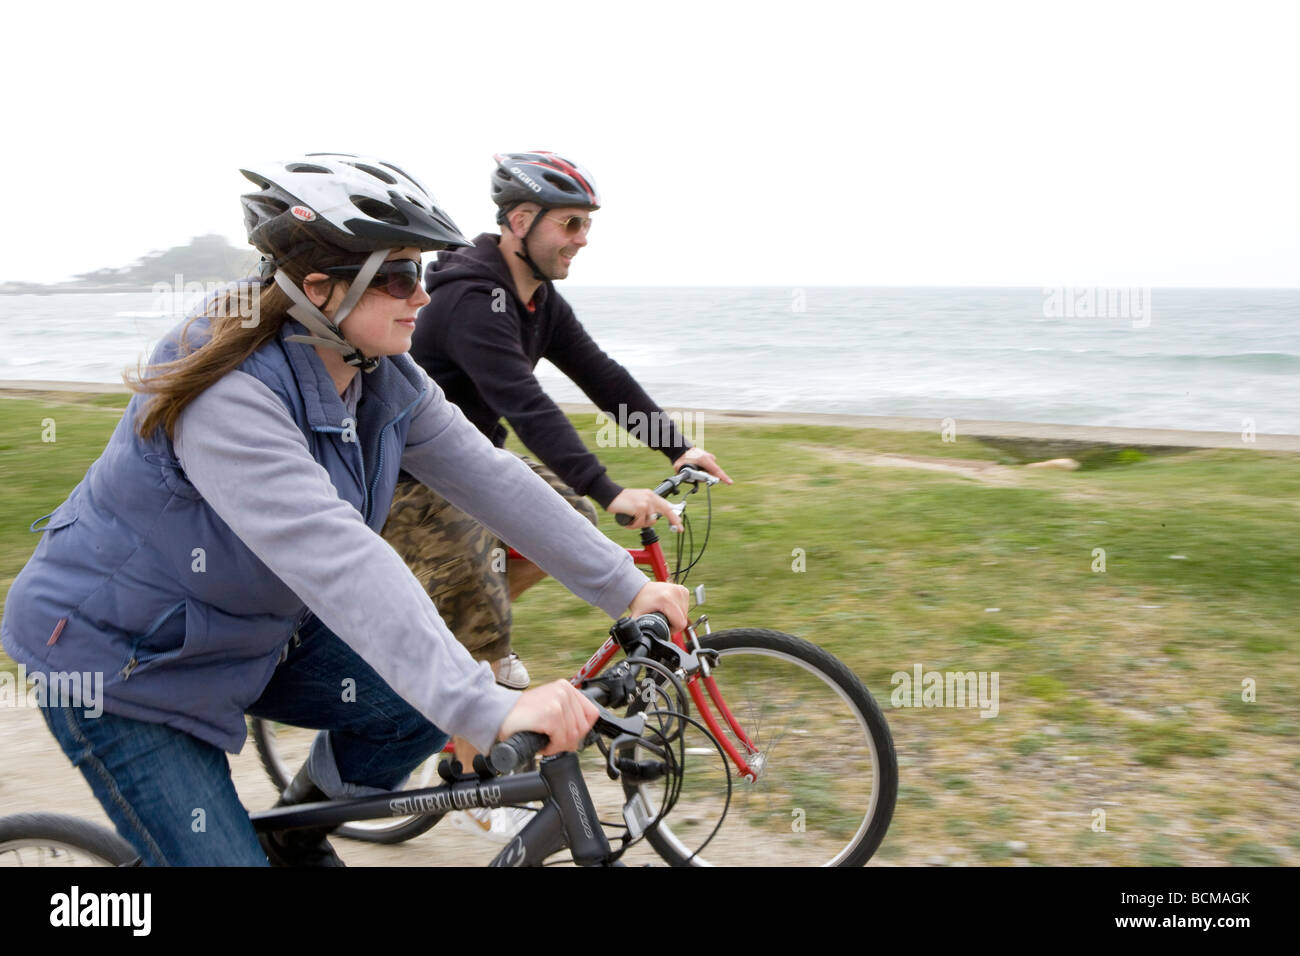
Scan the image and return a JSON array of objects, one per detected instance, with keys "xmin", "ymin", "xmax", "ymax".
[{"xmin": 250, "ymin": 465, "xmax": 897, "ymax": 866}]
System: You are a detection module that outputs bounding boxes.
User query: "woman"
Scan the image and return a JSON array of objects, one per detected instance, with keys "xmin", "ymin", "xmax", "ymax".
[{"xmin": 0, "ymin": 153, "xmax": 687, "ymax": 866}]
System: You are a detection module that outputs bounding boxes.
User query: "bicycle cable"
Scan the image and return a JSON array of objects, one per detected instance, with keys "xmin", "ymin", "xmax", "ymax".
[
  {"xmin": 623, "ymin": 654, "xmax": 691, "ymax": 734},
  {"xmin": 672, "ymin": 709, "xmax": 732, "ymax": 863},
  {"xmin": 588, "ymin": 665, "xmax": 732, "ymax": 863},
  {"xmin": 528, "ymin": 670, "xmax": 734, "ymax": 865},
  {"xmin": 605, "ymin": 708, "xmax": 732, "ymax": 864},
  {"xmin": 581, "ymin": 663, "xmax": 710, "ymax": 863},
  {"xmin": 672, "ymin": 481, "xmax": 713, "ymax": 584},
  {"xmin": 601, "ymin": 708, "xmax": 687, "ymax": 864}
]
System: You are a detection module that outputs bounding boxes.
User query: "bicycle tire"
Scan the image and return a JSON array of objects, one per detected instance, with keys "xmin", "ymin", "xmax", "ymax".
[
  {"xmin": 249, "ymin": 718, "xmax": 443, "ymax": 844},
  {"xmin": 0, "ymin": 813, "xmax": 140, "ymax": 867},
  {"xmin": 623, "ymin": 628, "xmax": 897, "ymax": 867}
]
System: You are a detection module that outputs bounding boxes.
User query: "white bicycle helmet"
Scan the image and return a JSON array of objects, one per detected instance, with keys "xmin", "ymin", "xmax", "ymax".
[
  {"xmin": 241, "ymin": 153, "xmax": 470, "ymax": 255},
  {"xmin": 238, "ymin": 153, "xmax": 470, "ymax": 372}
]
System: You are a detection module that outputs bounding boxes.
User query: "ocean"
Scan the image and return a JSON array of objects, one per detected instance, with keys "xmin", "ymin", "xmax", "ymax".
[{"xmin": 0, "ymin": 286, "xmax": 1296, "ymax": 434}]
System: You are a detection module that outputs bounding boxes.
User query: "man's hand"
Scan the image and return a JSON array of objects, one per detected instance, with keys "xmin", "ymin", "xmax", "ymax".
[
  {"xmin": 606, "ymin": 488, "xmax": 684, "ymax": 531},
  {"xmin": 628, "ymin": 581, "xmax": 690, "ymax": 632},
  {"xmin": 497, "ymin": 679, "xmax": 599, "ymax": 756},
  {"xmin": 671, "ymin": 447, "xmax": 733, "ymax": 485}
]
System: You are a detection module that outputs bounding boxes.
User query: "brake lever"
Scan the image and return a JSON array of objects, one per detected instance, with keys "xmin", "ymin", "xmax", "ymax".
[
  {"xmin": 676, "ymin": 465, "xmax": 720, "ymax": 486},
  {"xmin": 591, "ymin": 710, "xmax": 648, "ymax": 781},
  {"xmin": 604, "ymin": 732, "xmax": 658, "ymax": 781},
  {"xmin": 644, "ymin": 636, "xmax": 701, "ymax": 677},
  {"xmin": 593, "ymin": 707, "xmax": 645, "ymax": 741}
]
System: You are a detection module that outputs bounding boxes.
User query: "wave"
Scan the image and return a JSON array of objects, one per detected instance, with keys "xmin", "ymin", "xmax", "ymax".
[{"xmin": 929, "ymin": 346, "xmax": 1300, "ymax": 373}]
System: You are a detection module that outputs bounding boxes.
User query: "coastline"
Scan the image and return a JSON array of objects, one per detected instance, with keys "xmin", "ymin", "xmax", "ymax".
[{"xmin": 2, "ymin": 379, "xmax": 1295, "ymax": 453}]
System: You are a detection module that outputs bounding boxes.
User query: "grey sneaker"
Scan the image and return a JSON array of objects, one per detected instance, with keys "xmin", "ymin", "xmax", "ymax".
[{"xmin": 491, "ymin": 653, "xmax": 530, "ymax": 689}]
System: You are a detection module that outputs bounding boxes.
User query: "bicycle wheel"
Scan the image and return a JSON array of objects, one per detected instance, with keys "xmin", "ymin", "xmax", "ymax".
[
  {"xmin": 0, "ymin": 813, "xmax": 140, "ymax": 867},
  {"xmin": 249, "ymin": 719, "xmax": 443, "ymax": 844},
  {"xmin": 623, "ymin": 628, "xmax": 897, "ymax": 867}
]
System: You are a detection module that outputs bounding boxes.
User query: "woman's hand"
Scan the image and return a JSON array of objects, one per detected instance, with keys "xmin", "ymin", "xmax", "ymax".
[
  {"xmin": 628, "ymin": 581, "xmax": 690, "ymax": 632},
  {"xmin": 497, "ymin": 679, "xmax": 599, "ymax": 756}
]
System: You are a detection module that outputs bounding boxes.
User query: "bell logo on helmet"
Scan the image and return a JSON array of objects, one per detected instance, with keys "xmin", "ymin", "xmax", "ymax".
[
  {"xmin": 290, "ymin": 205, "xmax": 317, "ymax": 222},
  {"xmin": 509, "ymin": 167, "xmax": 543, "ymax": 193}
]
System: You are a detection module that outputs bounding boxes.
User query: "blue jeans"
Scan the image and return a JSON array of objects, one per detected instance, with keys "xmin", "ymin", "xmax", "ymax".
[{"xmin": 41, "ymin": 616, "xmax": 448, "ymax": 866}]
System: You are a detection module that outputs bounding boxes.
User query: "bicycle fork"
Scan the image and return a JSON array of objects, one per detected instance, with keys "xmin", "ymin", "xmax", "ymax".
[{"xmin": 679, "ymin": 624, "xmax": 764, "ymax": 781}]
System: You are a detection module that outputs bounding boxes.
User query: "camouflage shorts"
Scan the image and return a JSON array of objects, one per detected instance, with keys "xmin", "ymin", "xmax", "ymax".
[{"xmin": 381, "ymin": 455, "xmax": 598, "ymax": 664}]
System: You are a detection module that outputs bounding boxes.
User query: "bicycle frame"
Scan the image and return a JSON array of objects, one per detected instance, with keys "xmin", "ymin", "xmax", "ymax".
[
  {"xmin": 517, "ymin": 522, "xmax": 764, "ymax": 782},
  {"xmin": 251, "ymin": 751, "xmax": 615, "ymax": 866}
]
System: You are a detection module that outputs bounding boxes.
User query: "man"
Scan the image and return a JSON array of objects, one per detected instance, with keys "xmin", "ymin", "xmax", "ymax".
[{"xmin": 381, "ymin": 154, "xmax": 729, "ymax": 834}]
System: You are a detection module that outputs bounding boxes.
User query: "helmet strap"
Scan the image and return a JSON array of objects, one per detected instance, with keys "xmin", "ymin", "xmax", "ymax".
[
  {"xmin": 508, "ymin": 205, "xmax": 547, "ymax": 282},
  {"xmin": 280, "ymin": 248, "xmax": 389, "ymax": 372}
]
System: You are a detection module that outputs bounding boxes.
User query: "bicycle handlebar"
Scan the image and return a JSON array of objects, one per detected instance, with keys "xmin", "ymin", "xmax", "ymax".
[
  {"xmin": 488, "ymin": 615, "xmax": 669, "ymax": 774},
  {"xmin": 488, "ymin": 730, "xmax": 549, "ymax": 776},
  {"xmin": 614, "ymin": 465, "xmax": 719, "ymax": 527},
  {"xmin": 488, "ymin": 682, "xmax": 620, "ymax": 775}
]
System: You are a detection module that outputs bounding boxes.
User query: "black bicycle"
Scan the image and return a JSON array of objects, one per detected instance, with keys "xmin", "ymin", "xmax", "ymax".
[{"xmin": 1, "ymin": 614, "xmax": 840, "ymax": 868}]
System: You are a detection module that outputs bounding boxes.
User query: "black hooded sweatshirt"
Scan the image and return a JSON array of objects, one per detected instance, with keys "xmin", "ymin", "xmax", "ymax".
[{"xmin": 408, "ymin": 233, "xmax": 690, "ymax": 509}]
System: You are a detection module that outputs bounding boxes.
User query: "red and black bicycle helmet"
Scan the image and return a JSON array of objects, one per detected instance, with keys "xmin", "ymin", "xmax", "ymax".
[
  {"xmin": 491, "ymin": 151, "xmax": 600, "ymax": 281},
  {"xmin": 491, "ymin": 151, "xmax": 601, "ymax": 222}
]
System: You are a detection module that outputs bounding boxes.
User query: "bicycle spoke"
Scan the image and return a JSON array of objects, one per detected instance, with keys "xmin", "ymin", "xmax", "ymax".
[{"xmin": 625, "ymin": 629, "xmax": 896, "ymax": 866}]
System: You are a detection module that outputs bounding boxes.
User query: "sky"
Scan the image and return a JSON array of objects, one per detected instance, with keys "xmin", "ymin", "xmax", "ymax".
[{"xmin": 2, "ymin": 0, "xmax": 1296, "ymax": 287}]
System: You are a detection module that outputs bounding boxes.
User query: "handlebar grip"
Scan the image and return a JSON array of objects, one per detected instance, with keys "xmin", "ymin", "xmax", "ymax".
[
  {"xmin": 489, "ymin": 731, "xmax": 548, "ymax": 775},
  {"xmin": 615, "ymin": 513, "xmax": 634, "ymax": 527},
  {"xmin": 639, "ymin": 611, "xmax": 672, "ymax": 641}
]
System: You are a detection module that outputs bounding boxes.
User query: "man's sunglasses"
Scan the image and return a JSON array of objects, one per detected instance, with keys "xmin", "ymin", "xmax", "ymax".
[
  {"xmin": 322, "ymin": 259, "xmax": 422, "ymax": 299},
  {"xmin": 545, "ymin": 214, "xmax": 593, "ymax": 236}
]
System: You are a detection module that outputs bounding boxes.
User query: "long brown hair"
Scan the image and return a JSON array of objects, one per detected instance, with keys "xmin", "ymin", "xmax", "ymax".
[{"xmin": 126, "ymin": 237, "xmax": 363, "ymax": 440}]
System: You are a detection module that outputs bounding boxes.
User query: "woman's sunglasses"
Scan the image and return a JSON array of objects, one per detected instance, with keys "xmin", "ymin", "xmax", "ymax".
[{"xmin": 322, "ymin": 259, "xmax": 423, "ymax": 299}]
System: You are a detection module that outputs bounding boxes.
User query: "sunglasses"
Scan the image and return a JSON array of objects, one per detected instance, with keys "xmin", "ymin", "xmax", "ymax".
[
  {"xmin": 545, "ymin": 214, "xmax": 593, "ymax": 236},
  {"xmin": 322, "ymin": 259, "xmax": 423, "ymax": 299}
]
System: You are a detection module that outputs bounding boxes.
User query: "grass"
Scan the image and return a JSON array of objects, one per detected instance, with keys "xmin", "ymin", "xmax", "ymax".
[
  {"xmin": 2, "ymin": 392, "xmax": 1298, "ymax": 865},
  {"xmin": 0, "ymin": 393, "xmax": 130, "ymax": 608}
]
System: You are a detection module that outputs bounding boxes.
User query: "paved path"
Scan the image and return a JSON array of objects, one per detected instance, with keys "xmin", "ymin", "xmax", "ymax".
[{"xmin": 0, "ymin": 704, "xmax": 677, "ymax": 867}]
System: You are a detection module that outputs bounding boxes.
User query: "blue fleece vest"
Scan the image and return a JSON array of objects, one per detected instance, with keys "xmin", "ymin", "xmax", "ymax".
[{"xmin": 0, "ymin": 319, "xmax": 425, "ymax": 752}]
